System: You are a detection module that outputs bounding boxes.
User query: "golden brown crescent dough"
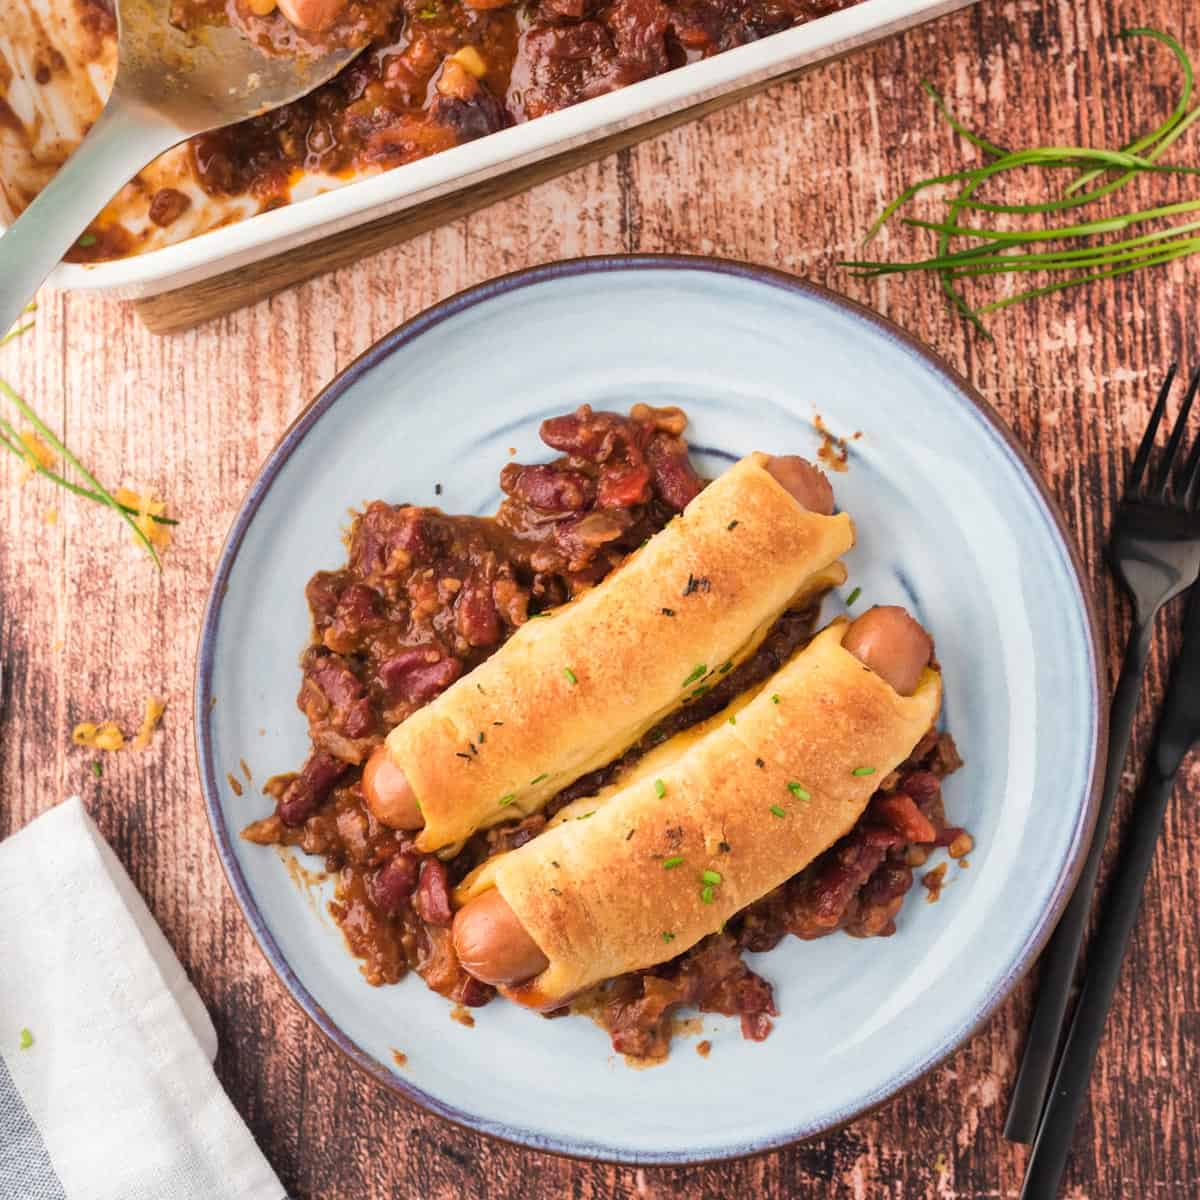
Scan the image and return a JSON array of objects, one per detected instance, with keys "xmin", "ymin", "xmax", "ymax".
[
  {"xmin": 455, "ymin": 620, "xmax": 941, "ymax": 1009},
  {"xmin": 386, "ymin": 453, "xmax": 855, "ymax": 853}
]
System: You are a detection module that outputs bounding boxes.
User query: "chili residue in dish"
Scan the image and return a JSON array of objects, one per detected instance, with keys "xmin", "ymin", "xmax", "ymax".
[{"xmin": 64, "ymin": 0, "xmax": 856, "ymax": 259}]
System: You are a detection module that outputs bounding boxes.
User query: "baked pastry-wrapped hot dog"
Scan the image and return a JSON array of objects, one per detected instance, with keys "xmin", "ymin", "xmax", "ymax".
[
  {"xmin": 452, "ymin": 608, "xmax": 941, "ymax": 1009},
  {"xmin": 365, "ymin": 452, "xmax": 855, "ymax": 853}
]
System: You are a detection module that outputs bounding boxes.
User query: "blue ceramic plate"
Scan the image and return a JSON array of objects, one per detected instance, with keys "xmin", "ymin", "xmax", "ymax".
[{"xmin": 196, "ymin": 256, "xmax": 1103, "ymax": 1164}]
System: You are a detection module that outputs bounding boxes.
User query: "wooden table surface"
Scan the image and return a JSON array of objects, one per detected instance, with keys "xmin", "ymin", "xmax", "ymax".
[{"xmin": 3, "ymin": 0, "xmax": 1199, "ymax": 1196}]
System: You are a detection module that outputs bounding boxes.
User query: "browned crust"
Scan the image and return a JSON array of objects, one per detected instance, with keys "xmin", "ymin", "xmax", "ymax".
[
  {"xmin": 462, "ymin": 621, "xmax": 940, "ymax": 1008},
  {"xmin": 385, "ymin": 453, "xmax": 855, "ymax": 852}
]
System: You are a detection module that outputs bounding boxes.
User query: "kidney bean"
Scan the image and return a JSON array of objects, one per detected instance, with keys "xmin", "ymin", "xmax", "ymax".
[
  {"xmin": 859, "ymin": 824, "xmax": 907, "ymax": 849},
  {"xmin": 350, "ymin": 502, "xmax": 439, "ymax": 577},
  {"xmin": 861, "ymin": 861, "xmax": 915, "ymax": 907},
  {"xmin": 377, "ymin": 647, "xmax": 463, "ymax": 704},
  {"xmin": 499, "ymin": 463, "xmax": 595, "ymax": 513},
  {"xmin": 304, "ymin": 652, "xmax": 362, "ymax": 714},
  {"xmin": 278, "ymin": 751, "xmax": 349, "ymax": 826},
  {"xmin": 148, "ymin": 187, "xmax": 191, "ymax": 227},
  {"xmin": 901, "ymin": 770, "xmax": 941, "ymax": 809},
  {"xmin": 302, "ymin": 653, "xmax": 376, "ymax": 741},
  {"xmin": 788, "ymin": 839, "xmax": 886, "ymax": 939},
  {"xmin": 646, "ymin": 433, "xmax": 703, "ymax": 510},
  {"xmin": 277, "ymin": 783, "xmax": 316, "ymax": 827},
  {"xmin": 324, "ymin": 583, "xmax": 382, "ymax": 654},
  {"xmin": 539, "ymin": 405, "xmax": 620, "ymax": 460},
  {"xmin": 455, "ymin": 572, "xmax": 502, "ymax": 647},
  {"xmin": 370, "ymin": 853, "xmax": 421, "ymax": 914},
  {"xmin": 899, "ymin": 769, "xmax": 948, "ymax": 830},
  {"xmin": 414, "ymin": 859, "xmax": 454, "ymax": 926},
  {"xmin": 304, "ymin": 751, "xmax": 349, "ymax": 799}
]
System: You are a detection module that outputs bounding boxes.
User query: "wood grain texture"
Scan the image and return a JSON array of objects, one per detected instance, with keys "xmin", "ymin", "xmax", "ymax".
[{"xmin": 2, "ymin": 0, "xmax": 1200, "ymax": 1196}]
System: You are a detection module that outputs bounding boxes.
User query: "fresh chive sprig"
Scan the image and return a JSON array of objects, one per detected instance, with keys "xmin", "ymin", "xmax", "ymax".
[
  {"xmin": 1, "ymin": 314, "xmax": 172, "ymax": 565},
  {"xmin": 841, "ymin": 27, "xmax": 1200, "ymax": 333}
]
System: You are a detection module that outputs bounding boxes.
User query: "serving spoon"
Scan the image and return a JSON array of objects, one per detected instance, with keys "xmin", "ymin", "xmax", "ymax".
[{"xmin": 0, "ymin": 0, "xmax": 357, "ymax": 338}]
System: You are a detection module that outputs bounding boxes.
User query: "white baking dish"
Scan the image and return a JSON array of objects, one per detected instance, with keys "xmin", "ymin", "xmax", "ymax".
[{"xmin": 1, "ymin": 0, "xmax": 977, "ymax": 299}]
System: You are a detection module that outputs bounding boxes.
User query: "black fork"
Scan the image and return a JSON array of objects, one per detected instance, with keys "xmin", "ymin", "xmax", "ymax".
[{"xmin": 1005, "ymin": 364, "xmax": 1200, "ymax": 1142}]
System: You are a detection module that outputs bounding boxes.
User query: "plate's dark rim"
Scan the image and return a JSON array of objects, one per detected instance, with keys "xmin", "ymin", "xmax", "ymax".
[{"xmin": 194, "ymin": 253, "xmax": 1106, "ymax": 1166}]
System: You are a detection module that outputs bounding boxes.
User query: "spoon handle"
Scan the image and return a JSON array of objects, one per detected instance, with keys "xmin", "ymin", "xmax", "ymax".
[{"xmin": 0, "ymin": 95, "xmax": 181, "ymax": 338}]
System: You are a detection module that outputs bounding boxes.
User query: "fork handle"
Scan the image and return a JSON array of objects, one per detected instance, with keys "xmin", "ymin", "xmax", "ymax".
[
  {"xmin": 1003, "ymin": 619, "xmax": 1154, "ymax": 1142},
  {"xmin": 0, "ymin": 94, "xmax": 180, "ymax": 338},
  {"xmin": 1019, "ymin": 764, "xmax": 1178, "ymax": 1199}
]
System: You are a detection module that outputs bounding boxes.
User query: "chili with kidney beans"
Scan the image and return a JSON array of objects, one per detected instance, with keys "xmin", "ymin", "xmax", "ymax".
[
  {"xmin": 67, "ymin": 0, "xmax": 856, "ymax": 260},
  {"xmin": 241, "ymin": 403, "xmax": 966, "ymax": 1059}
]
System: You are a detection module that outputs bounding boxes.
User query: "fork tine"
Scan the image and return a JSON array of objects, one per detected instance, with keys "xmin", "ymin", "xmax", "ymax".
[
  {"xmin": 1179, "ymin": 369, "xmax": 1200, "ymax": 506},
  {"xmin": 1129, "ymin": 364, "xmax": 1177, "ymax": 495},
  {"xmin": 1152, "ymin": 364, "xmax": 1200, "ymax": 497}
]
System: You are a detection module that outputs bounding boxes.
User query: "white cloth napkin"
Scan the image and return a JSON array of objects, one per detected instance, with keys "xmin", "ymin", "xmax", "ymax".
[{"xmin": 0, "ymin": 798, "xmax": 285, "ymax": 1200}]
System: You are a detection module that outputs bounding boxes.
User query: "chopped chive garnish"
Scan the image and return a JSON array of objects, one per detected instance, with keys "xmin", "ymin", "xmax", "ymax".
[
  {"xmin": 728, "ymin": 715, "xmax": 736, "ymax": 726},
  {"xmin": 662, "ymin": 931, "xmax": 676, "ymax": 943},
  {"xmin": 718, "ymin": 661, "xmax": 733, "ymax": 674},
  {"xmin": 531, "ymin": 611, "xmax": 552, "ymax": 618},
  {"xmin": 563, "ymin": 667, "xmax": 577, "ymax": 684},
  {"xmin": 701, "ymin": 869, "xmax": 722, "ymax": 885},
  {"xmin": 682, "ymin": 663, "xmax": 707, "ymax": 687},
  {"xmin": 771, "ymin": 694, "xmax": 781, "ymax": 705},
  {"xmin": 415, "ymin": 798, "xmax": 422, "ymax": 812},
  {"xmin": 846, "ymin": 586, "xmax": 862, "ymax": 606},
  {"xmin": 654, "ymin": 778, "xmax": 666, "ymax": 798},
  {"xmin": 18, "ymin": 1028, "xmax": 32, "ymax": 1049},
  {"xmin": 530, "ymin": 773, "xmax": 548, "ymax": 785},
  {"xmin": 498, "ymin": 794, "xmax": 516, "ymax": 807},
  {"xmin": 77, "ymin": 234, "xmax": 97, "ymax": 248},
  {"xmin": 700, "ymin": 885, "xmax": 715, "ymax": 904},
  {"xmin": 91, "ymin": 761, "xmax": 102, "ymax": 778},
  {"xmin": 852, "ymin": 766, "xmax": 876, "ymax": 777},
  {"xmin": 787, "ymin": 782, "xmax": 811, "ymax": 801},
  {"xmin": 690, "ymin": 684, "xmax": 710, "ymax": 699},
  {"xmin": 663, "ymin": 856, "xmax": 684, "ymax": 869},
  {"xmin": 769, "ymin": 805, "xmax": 787, "ymax": 818},
  {"xmin": 576, "ymin": 811, "xmax": 596, "ymax": 820},
  {"xmin": 478, "ymin": 731, "xmax": 485, "ymax": 744}
]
